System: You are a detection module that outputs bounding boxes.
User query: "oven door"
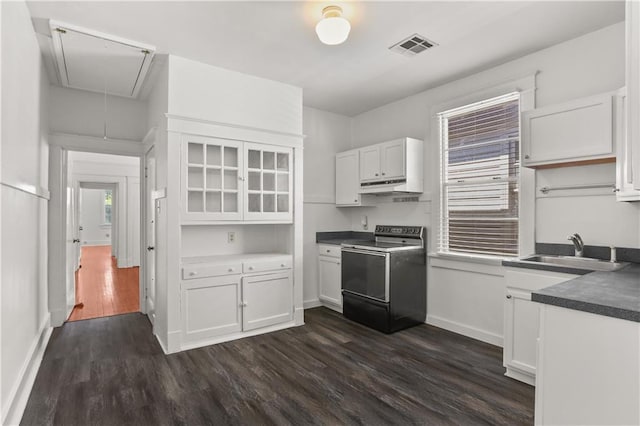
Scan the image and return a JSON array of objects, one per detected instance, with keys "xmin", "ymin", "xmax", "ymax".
[{"xmin": 341, "ymin": 248, "xmax": 389, "ymax": 303}]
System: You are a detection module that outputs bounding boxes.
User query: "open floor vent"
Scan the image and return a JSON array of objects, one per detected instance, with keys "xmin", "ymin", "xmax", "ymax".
[
  {"xmin": 389, "ymin": 34, "xmax": 438, "ymax": 57},
  {"xmin": 49, "ymin": 20, "xmax": 155, "ymax": 99}
]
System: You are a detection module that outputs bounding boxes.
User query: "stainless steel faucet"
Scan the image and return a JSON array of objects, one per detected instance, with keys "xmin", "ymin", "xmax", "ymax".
[{"xmin": 567, "ymin": 233, "xmax": 584, "ymax": 257}]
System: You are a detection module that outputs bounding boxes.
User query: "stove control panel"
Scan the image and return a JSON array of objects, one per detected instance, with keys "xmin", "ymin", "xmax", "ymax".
[{"xmin": 375, "ymin": 225, "xmax": 424, "ymax": 239}]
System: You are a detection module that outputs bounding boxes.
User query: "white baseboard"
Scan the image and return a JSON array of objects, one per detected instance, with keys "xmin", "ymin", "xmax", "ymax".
[
  {"xmin": 50, "ymin": 306, "xmax": 72, "ymax": 327},
  {"xmin": 294, "ymin": 307, "xmax": 305, "ymax": 325},
  {"xmin": 155, "ymin": 332, "xmax": 169, "ymax": 355},
  {"xmin": 303, "ymin": 299, "xmax": 322, "ymax": 309},
  {"xmin": 426, "ymin": 314, "xmax": 503, "ymax": 347},
  {"xmin": 166, "ymin": 330, "xmax": 181, "ymax": 354},
  {"xmin": 2, "ymin": 313, "xmax": 53, "ymax": 426}
]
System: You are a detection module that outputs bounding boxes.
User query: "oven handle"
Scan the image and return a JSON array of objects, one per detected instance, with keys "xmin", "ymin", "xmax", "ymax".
[{"xmin": 341, "ymin": 247, "xmax": 389, "ymax": 257}]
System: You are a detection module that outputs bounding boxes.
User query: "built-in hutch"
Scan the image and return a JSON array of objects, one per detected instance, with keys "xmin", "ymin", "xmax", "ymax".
[{"xmin": 146, "ymin": 55, "xmax": 304, "ymax": 354}]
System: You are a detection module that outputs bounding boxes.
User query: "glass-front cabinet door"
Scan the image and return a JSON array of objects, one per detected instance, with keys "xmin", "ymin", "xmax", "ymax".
[
  {"xmin": 244, "ymin": 142, "xmax": 293, "ymax": 221},
  {"xmin": 182, "ymin": 135, "xmax": 243, "ymax": 220}
]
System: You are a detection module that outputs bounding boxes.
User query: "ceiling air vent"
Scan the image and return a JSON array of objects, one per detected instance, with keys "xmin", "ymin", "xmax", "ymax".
[{"xmin": 389, "ymin": 34, "xmax": 438, "ymax": 57}]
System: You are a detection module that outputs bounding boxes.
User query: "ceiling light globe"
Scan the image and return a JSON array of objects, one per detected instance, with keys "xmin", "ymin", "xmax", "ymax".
[{"xmin": 315, "ymin": 9, "xmax": 351, "ymax": 45}]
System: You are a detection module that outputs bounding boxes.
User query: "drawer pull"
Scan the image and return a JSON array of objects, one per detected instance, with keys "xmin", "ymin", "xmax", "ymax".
[
  {"xmin": 281, "ymin": 263, "xmax": 286, "ymax": 267},
  {"xmin": 189, "ymin": 272, "xmax": 197, "ymax": 276},
  {"xmin": 326, "ymin": 249, "xmax": 330, "ymax": 253},
  {"xmin": 228, "ymin": 268, "xmax": 234, "ymax": 272},
  {"xmin": 248, "ymin": 266, "xmax": 254, "ymax": 270}
]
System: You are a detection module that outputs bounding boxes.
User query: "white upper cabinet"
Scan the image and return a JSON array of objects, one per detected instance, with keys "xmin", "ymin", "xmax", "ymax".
[
  {"xmin": 359, "ymin": 138, "xmax": 406, "ymax": 182},
  {"xmin": 380, "ymin": 140, "xmax": 406, "ymax": 179},
  {"xmin": 182, "ymin": 135, "xmax": 243, "ymax": 221},
  {"xmin": 336, "ymin": 150, "xmax": 362, "ymax": 207},
  {"xmin": 615, "ymin": 88, "xmax": 640, "ymax": 201},
  {"xmin": 522, "ymin": 92, "xmax": 615, "ymax": 168},
  {"xmin": 359, "ymin": 146, "xmax": 382, "ymax": 181},
  {"xmin": 244, "ymin": 143, "xmax": 292, "ymax": 221},
  {"xmin": 181, "ymin": 135, "xmax": 292, "ymax": 222},
  {"xmin": 627, "ymin": 0, "xmax": 640, "ymax": 191}
]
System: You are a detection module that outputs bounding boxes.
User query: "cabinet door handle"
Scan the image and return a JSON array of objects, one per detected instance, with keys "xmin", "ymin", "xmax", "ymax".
[
  {"xmin": 354, "ymin": 199, "xmax": 358, "ymax": 202},
  {"xmin": 228, "ymin": 268, "xmax": 234, "ymax": 272},
  {"xmin": 381, "ymin": 172, "xmax": 386, "ymax": 176},
  {"xmin": 375, "ymin": 173, "xmax": 379, "ymax": 176},
  {"xmin": 326, "ymin": 249, "xmax": 331, "ymax": 253},
  {"xmin": 189, "ymin": 271, "xmax": 197, "ymax": 276},
  {"xmin": 506, "ymin": 295, "xmax": 512, "ymax": 299},
  {"xmin": 524, "ymin": 155, "xmax": 530, "ymax": 160},
  {"xmin": 248, "ymin": 266, "xmax": 254, "ymax": 270},
  {"xmin": 613, "ymin": 188, "xmax": 620, "ymax": 193},
  {"xmin": 280, "ymin": 263, "xmax": 286, "ymax": 267}
]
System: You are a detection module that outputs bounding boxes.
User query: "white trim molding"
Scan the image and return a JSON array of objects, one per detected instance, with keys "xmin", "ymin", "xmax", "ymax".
[
  {"xmin": 303, "ymin": 299, "xmax": 323, "ymax": 309},
  {"xmin": 1, "ymin": 314, "xmax": 53, "ymax": 426},
  {"xmin": 166, "ymin": 114, "xmax": 304, "ymax": 148},
  {"xmin": 427, "ymin": 314, "xmax": 503, "ymax": 347},
  {"xmin": 0, "ymin": 181, "xmax": 50, "ymax": 200},
  {"xmin": 50, "ymin": 132, "xmax": 145, "ymax": 157}
]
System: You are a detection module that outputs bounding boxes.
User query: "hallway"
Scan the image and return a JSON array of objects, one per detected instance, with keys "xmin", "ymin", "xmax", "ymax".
[{"xmin": 68, "ymin": 246, "xmax": 139, "ymax": 321}]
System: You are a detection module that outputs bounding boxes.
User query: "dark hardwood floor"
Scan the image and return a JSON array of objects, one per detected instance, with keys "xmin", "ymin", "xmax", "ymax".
[{"xmin": 21, "ymin": 308, "xmax": 534, "ymax": 425}]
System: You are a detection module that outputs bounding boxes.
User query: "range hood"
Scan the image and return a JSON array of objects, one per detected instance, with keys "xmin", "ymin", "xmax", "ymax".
[{"xmin": 360, "ymin": 178, "xmax": 421, "ymax": 194}]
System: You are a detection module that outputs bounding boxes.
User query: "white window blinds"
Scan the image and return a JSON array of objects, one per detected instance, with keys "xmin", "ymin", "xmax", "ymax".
[{"xmin": 439, "ymin": 92, "xmax": 520, "ymax": 257}]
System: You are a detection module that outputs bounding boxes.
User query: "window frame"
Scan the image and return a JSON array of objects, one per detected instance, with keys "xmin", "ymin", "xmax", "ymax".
[
  {"xmin": 430, "ymin": 75, "xmax": 536, "ymax": 262},
  {"xmin": 437, "ymin": 91, "xmax": 522, "ymax": 259},
  {"xmin": 103, "ymin": 189, "xmax": 113, "ymax": 226}
]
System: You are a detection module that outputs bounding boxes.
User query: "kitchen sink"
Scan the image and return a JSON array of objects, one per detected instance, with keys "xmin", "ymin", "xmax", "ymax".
[{"xmin": 521, "ymin": 255, "xmax": 629, "ymax": 272}]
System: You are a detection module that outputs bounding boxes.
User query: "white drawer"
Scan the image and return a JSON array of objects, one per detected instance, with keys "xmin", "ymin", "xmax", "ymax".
[
  {"xmin": 318, "ymin": 244, "xmax": 341, "ymax": 258},
  {"xmin": 243, "ymin": 258, "xmax": 292, "ymax": 274},
  {"xmin": 182, "ymin": 263, "xmax": 242, "ymax": 280}
]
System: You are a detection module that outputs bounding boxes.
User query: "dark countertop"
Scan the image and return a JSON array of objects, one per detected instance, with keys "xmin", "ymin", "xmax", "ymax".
[
  {"xmin": 530, "ymin": 264, "xmax": 640, "ymax": 323},
  {"xmin": 316, "ymin": 231, "xmax": 374, "ymax": 246},
  {"xmin": 502, "ymin": 258, "xmax": 592, "ymax": 275}
]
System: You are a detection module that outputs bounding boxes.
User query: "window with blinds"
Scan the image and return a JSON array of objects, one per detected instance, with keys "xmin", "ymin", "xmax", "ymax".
[{"xmin": 439, "ymin": 92, "xmax": 520, "ymax": 257}]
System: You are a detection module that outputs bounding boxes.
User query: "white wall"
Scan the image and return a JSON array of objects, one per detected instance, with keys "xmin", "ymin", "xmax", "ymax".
[
  {"xmin": 49, "ymin": 85, "xmax": 148, "ymax": 141},
  {"xmin": 79, "ymin": 188, "xmax": 112, "ymax": 246},
  {"xmin": 69, "ymin": 152, "xmax": 141, "ymax": 267},
  {"xmin": 0, "ymin": 1, "xmax": 51, "ymax": 424},
  {"xmin": 168, "ymin": 55, "xmax": 303, "ymax": 135},
  {"xmin": 322, "ymin": 22, "xmax": 634, "ymax": 346},
  {"xmin": 302, "ymin": 107, "xmax": 353, "ymax": 306}
]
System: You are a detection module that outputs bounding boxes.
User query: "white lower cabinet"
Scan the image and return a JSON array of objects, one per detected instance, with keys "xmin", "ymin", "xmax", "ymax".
[
  {"xmin": 503, "ymin": 268, "xmax": 577, "ymax": 385},
  {"xmin": 182, "ymin": 275, "xmax": 242, "ymax": 342},
  {"xmin": 535, "ymin": 305, "xmax": 639, "ymax": 425},
  {"xmin": 318, "ymin": 244, "xmax": 342, "ymax": 312},
  {"xmin": 181, "ymin": 254, "xmax": 293, "ymax": 345},
  {"xmin": 243, "ymin": 272, "xmax": 292, "ymax": 331}
]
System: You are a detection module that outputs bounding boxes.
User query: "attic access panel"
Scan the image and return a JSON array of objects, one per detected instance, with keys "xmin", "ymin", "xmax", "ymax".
[{"xmin": 50, "ymin": 21, "xmax": 155, "ymax": 99}]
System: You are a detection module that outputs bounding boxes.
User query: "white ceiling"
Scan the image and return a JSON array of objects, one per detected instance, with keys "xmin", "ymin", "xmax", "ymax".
[{"xmin": 27, "ymin": 1, "xmax": 624, "ymax": 116}]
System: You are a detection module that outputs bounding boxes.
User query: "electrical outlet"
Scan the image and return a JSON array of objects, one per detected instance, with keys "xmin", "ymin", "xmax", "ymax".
[{"xmin": 228, "ymin": 232, "xmax": 236, "ymax": 243}]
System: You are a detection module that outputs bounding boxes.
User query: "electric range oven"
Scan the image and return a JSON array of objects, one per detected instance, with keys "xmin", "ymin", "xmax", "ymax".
[{"xmin": 341, "ymin": 225, "xmax": 426, "ymax": 333}]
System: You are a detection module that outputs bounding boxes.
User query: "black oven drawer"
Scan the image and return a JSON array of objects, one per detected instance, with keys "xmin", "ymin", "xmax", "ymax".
[{"xmin": 342, "ymin": 291, "xmax": 392, "ymax": 333}]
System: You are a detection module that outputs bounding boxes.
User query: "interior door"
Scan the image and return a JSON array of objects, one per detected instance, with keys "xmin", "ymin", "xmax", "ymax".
[{"xmin": 145, "ymin": 149, "xmax": 157, "ymax": 324}]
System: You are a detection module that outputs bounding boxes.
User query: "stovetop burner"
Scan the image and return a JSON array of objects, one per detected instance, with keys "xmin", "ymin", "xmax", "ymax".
[{"xmin": 341, "ymin": 225, "xmax": 425, "ymax": 253}]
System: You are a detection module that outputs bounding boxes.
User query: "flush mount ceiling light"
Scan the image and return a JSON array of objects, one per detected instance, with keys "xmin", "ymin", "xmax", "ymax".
[{"xmin": 315, "ymin": 5, "xmax": 351, "ymax": 45}]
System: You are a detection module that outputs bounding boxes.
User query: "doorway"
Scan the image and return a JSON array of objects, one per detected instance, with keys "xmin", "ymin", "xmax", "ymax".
[{"xmin": 65, "ymin": 151, "xmax": 142, "ymax": 321}]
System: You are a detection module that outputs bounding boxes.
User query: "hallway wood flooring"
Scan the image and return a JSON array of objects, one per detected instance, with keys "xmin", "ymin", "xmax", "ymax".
[
  {"xmin": 22, "ymin": 308, "xmax": 534, "ymax": 425},
  {"xmin": 68, "ymin": 245, "xmax": 139, "ymax": 321}
]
